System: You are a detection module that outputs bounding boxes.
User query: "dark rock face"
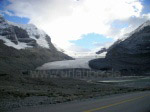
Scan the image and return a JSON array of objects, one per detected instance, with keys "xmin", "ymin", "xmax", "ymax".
[
  {"xmin": 0, "ymin": 26, "xmax": 18, "ymax": 44},
  {"xmin": 0, "ymin": 17, "xmax": 39, "ymax": 46},
  {"xmin": 89, "ymin": 21, "xmax": 150, "ymax": 75},
  {"xmin": 96, "ymin": 48, "xmax": 107, "ymax": 54},
  {"xmin": 13, "ymin": 26, "xmax": 30, "ymax": 39},
  {"xmin": 45, "ymin": 34, "xmax": 57, "ymax": 51},
  {"xmin": 0, "ymin": 16, "xmax": 73, "ymax": 74},
  {"xmin": 13, "ymin": 26, "xmax": 38, "ymax": 47},
  {"xmin": 0, "ymin": 16, "xmax": 18, "ymax": 44}
]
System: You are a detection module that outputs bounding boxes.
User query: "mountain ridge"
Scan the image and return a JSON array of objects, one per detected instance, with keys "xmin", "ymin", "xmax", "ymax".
[
  {"xmin": 89, "ymin": 21, "xmax": 150, "ymax": 75},
  {"xmin": 0, "ymin": 16, "xmax": 73, "ymax": 74}
]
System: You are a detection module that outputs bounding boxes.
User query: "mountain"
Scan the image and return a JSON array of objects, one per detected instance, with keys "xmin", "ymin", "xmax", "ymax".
[
  {"xmin": 89, "ymin": 21, "xmax": 150, "ymax": 75},
  {"xmin": 96, "ymin": 47, "xmax": 107, "ymax": 54},
  {"xmin": 0, "ymin": 15, "xmax": 72, "ymax": 74}
]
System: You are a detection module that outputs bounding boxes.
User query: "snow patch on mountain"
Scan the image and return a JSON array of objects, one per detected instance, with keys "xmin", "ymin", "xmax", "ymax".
[
  {"xmin": 0, "ymin": 36, "xmax": 30, "ymax": 49},
  {"xmin": 9, "ymin": 22, "xmax": 50, "ymax": 48},
  {"xmin": 136, "ymin": 20, "xmax": 150, "ymax": 31},
  {"xmin": 53, "ymin": 43, "xmax": 65, "ymax": 52},
  {"xmin": 0, "ymin": 15, "xmax": 53, "ymax": 50},
  {"xmin": 120, "ymin": 20, "xmax": 150, "ymax": 42},
  {"xmin": 19, "ymin": 24, "xmax": 49, "ymax": 48}
]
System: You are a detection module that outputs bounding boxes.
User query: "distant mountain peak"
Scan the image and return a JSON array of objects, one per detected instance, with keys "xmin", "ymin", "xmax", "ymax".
[
  {"xmin": 119, "ymin": 20, "xmax": 150, "ymax": 42},
  {"xmin": 143, "ymin": 20, "xmax": 150, "ymax": 25},
  {"xmin": 96, "ymin": 47, "xmax": 107, "ymax": 54},
  {"xmin": 0, "ymin": 15, "xmax": 53, "ymax": 49},
  {"xmin": 137, "ymin": 20, "xmax": 150, "ymax": 30},
  {"xmin": 0, "ymin": 15, "xmax": 7, "ymax": 23}
]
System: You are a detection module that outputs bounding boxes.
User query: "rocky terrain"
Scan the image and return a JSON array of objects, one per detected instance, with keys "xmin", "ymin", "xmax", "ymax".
[
  {"xmin": 89, "ymin": 21, "xmax": 150, "ymax": 75},
  {"xmin": 96, "ymin": 47, "xmax": 107, "ymax": 54},
  {"xmin": 0, "ymin": 15, "xmax": 72, "ymax": 74},
  {"xmin": 1, "ymin": 74, "xmax": 149, "ymax": 112}
]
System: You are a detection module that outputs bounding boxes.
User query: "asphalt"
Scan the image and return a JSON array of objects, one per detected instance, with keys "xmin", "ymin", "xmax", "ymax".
[{"xmin": 12, "ymin": 91, "xmax": 150, "ymax": 112}]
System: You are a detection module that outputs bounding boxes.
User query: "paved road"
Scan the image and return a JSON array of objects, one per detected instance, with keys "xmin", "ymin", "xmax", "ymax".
[{"xmin": 12, "ymin": 91, "xmax": 150, "ymax": 112}]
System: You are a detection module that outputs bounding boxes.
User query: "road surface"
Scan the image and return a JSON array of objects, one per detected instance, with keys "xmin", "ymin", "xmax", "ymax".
[{"xmin": 12, "ymin": 91, "xmax": 150, "ymax": 112}]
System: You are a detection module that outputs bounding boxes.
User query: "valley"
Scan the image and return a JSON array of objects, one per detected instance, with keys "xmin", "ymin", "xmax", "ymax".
[{"xmin": 0, "ymin": 14, "xmax": 150, "ymax": 112}]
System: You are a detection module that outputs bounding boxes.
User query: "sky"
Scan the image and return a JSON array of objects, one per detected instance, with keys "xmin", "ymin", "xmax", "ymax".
[{"xmin": 0, "ymin": 0, "xmax": 150, "ymax": 57}]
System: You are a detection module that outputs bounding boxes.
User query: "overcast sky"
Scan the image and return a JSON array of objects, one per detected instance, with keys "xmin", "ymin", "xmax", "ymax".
[{"xmin": 0, "ymin": 0, "xmax": 150, "ymax": 57}]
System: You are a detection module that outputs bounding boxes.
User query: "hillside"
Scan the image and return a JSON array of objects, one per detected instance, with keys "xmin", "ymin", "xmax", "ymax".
[
  {"xmin": 89, "ymin": 21, "xmax": 150, "ymax": 75},
  {"xmin": 0, "ymin": 15, "xmax": 72, "ymax": 74}
]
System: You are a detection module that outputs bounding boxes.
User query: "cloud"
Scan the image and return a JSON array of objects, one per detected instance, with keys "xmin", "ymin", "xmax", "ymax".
[
  {"xmin": 107, "ymin": 14, "xmax": 150, "ymax": 40},
  {"xmin": 4, "ymin": 0, "xmax": 149, "ymax": 56},
  {"xmin": 0, "ymin": 10, "xmax": 14, "ymax": 16}
]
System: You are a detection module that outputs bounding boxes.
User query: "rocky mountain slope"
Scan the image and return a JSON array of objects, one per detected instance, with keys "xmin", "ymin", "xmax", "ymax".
[
  {"xmin": 0, "ymin": 15, "xmax": 72, "ymax": 74},
  {"xmin": 96, "ymin": 47, "xmax": 107, "ymax": 54},
  {"xmin": 89, "ymin": 21, "xmax": 150, "ymax": 75}
]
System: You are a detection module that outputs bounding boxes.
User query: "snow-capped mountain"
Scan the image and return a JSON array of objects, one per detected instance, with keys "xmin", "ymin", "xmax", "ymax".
[
  {"xmin": 89, "ymin": 20, "xmax": 150, "ymax": 75},
  {"xmin": 0, "ymin": 15, "xmax": 55, "ymax": 50},
  {"xmin": 107, "ymin": 20, "xmax": 150, "ymax": 53},
  {"xmin": 133, "ymin": 20, "xmax": 150, "ymax": 33},
  {"xmin": 0, "ymin": 15, "xmax": 72, "ymax": 74}
]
